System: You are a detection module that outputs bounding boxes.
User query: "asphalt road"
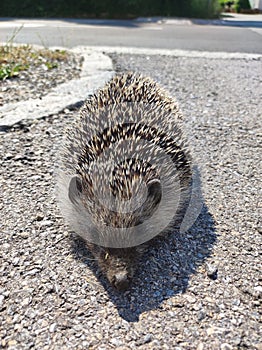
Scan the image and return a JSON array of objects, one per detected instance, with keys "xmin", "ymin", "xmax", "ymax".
[
  {"xmin": 1, "ymin": 16, "xmax": 262, "ymax": 53},
  {"xmin": 1, "ymin": 11, "xmax": 262, "ymax": 350},
  {"xmin": 0, "ymin": 49, "xmax": 261, "ymax": 349}
]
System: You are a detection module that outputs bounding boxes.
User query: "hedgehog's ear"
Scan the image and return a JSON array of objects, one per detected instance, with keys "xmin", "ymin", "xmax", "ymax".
[
  {"xmin": 68, "ymin": 175, "xmax": 82, "ymax": 204},
  {"xmin": 147, "ymin": 179, "xmax": 162, "ymax": 205},
  {"xmin": 141, "ymin": 179, "xmax": 162, "ymax": 220}
]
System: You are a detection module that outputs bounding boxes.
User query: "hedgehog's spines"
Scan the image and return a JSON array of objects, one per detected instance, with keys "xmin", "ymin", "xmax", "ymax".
[{"xmin": 58, "ymin": 72, "xmax": 192, "ymax": 290}]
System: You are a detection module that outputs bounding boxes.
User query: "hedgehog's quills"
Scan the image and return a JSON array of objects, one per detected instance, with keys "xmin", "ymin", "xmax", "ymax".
[{"xmin": 57, "ymin": 73, "xmax": 192, "ymax": 290}]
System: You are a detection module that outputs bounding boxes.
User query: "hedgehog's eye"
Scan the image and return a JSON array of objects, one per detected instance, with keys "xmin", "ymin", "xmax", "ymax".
[{"xmin": 68, "ymin": 175, "xmax": 82, "ymax": 204}]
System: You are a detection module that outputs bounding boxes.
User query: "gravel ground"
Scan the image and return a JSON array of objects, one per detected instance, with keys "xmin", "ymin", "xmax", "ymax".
[
  {"xmin": 0, "ymin": 50, "xmax": 83, "ymax": 106},
  {"xmin": 0, "ymin": 53, "xmax": 261, "ymax": 349}
]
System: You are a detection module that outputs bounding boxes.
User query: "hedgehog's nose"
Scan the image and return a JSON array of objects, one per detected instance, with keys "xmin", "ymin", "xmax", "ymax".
[{"xmin": 112, "ymin": 272, "xmax": 130, "ymax": 291}]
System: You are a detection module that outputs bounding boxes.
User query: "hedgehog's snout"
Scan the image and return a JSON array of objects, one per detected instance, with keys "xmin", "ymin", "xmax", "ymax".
[{"xmin": 111, "ymin": 271, "xmax": 130, "ymax": 291}]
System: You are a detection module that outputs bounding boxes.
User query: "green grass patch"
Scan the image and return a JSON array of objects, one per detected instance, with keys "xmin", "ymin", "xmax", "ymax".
[{"xmin": 0, "ymin": 44, "xmax": 69, "ymax": 80}]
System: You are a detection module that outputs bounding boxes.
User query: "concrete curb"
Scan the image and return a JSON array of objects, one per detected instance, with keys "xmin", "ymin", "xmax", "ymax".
[{"xmin": 0, "ymin": 47, "xmax": 114, "ymax": 128}]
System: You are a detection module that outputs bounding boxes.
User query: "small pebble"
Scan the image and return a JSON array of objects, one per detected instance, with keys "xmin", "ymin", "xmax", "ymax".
[
  {"xmin": 205, "ymin": 263, "xmax": 218, "ymax": 280},
  {"xmin": 220, "ymin": 343, "xmax": 233, "ymax": 350},
  {"xmin": 49, "ymin": 323, "xmax": 57, "ymax": 333}
]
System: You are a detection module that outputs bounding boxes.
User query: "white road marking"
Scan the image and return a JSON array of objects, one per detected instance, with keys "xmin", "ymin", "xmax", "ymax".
[
  {"xmin": 0, "ymin": 20, "xmax": 162, "ymax": 30},
  {"xmin": 0, "ymin": 23, "xmax": 45, "ymax": 28}
]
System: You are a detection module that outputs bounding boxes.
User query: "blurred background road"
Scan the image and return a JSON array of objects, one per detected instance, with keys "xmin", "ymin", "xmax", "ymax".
[{"xmin": 1, "ymin": 14, "xmax": 262, "ymax": 53}]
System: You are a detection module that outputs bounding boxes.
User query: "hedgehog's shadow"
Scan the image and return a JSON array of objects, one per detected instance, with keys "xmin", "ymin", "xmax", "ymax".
[{"xmin": 71, "ymin": 202, "xmax": 216, "ymax": 322}]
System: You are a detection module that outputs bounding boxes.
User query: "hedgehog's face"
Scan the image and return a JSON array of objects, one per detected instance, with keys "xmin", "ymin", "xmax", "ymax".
[
  {"xmin": 96, "ymin": 247, "xmax": 145, "ymax": 290},
  {"xmin": 68, "ymin": 174, "xmax": 162, "ymax": 248},
  {"xmin": 68, "ymin": 176, "xmax": 161, "ymax": 290}
]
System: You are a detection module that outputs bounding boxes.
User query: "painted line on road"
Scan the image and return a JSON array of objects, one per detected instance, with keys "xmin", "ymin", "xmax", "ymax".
[
  {"xmin": 73, "ymin": 45, "xmax": 262, "ymax": 60},
  {"xmin": 0, "ymin": 22, "xmax": 118, "ymax": 29},
  {"xmin": 0, "ymin": 22, "xmax": 162, "ymax": 30},
  {"xmin": 0, "ymin": 23, "xmax": 46, "ymax": 28}
]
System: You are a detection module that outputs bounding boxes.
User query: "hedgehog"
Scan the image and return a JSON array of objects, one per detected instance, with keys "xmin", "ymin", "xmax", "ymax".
[{"xmin": 56, "ymin": 72, "xmax": 192, "ymax": 290}]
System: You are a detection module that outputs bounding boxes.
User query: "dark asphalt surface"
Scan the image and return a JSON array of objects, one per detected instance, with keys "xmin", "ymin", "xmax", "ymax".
[{"xmin": 0, "ymin": 51, "xmax": 261, "ymax": 349}]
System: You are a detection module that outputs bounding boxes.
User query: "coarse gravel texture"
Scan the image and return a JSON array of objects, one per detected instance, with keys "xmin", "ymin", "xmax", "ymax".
[
  {"xmin": 0, "ymin": 49, "xmax": 83, "ymax": 107},
  {"xmin": 0, "ymin": 52, "xmax": 261, "ymax": 349}
]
